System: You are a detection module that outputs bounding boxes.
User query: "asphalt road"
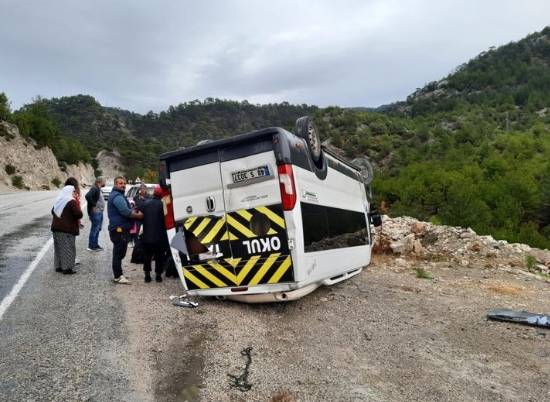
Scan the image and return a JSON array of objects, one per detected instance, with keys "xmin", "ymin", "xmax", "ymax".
[
  {"xmin": 0, "ymin": 190, "xmax": 59, "ymax": 302},
  {"xmin": 0, "ymin": 190, "xmax": 141, "ymax": 401}
]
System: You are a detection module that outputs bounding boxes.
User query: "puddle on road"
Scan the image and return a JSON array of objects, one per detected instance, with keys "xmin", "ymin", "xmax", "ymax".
[
  {"xmin": 154, "ymin": 332, "xmax": 205, "ymax": 402},
  {"xmin": 0, "ymin": 215, "xmax": 51, "ymax": 259},
  {"xmin": 0, "ymin": 215, "xmax": 52, "ymax": 298}
]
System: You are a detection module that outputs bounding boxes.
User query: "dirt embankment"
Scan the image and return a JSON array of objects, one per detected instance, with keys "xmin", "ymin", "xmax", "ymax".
[
  {"xmin": 116, "ymin": 216, "xmax": 550, "ymax": 402},
  {"xmin": 0, "ymin": 121, "xmax": 95, "ymax": 190}
]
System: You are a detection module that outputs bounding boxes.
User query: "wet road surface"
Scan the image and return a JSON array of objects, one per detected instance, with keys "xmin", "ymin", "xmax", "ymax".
[
  {"xmin": 0, "ymin": 191, "xmax": 58, "ymax": 301},
  {"xmin": 0, "ymin": 190, "xmax": 142, "ymax": 401}
]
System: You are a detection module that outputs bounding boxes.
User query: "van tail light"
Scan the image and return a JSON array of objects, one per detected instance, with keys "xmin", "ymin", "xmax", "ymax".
[
  {"xmin": 278, "ymin": 164, "xmax": 297, "ymax": 211},
  {"xmin": 160, "ymin": 187, "xmax": 176, "ymax": 230}
]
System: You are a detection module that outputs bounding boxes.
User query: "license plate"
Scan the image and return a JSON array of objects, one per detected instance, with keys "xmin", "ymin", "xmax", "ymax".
[{"xmin": 232, "ymin": 165, "xmax": 271, "ymax": 184}]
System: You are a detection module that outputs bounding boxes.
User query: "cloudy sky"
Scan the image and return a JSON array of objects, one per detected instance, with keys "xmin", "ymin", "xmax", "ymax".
[{"xmin": 1, "ymin": 0, "xmax": 549, "ymax": 113}]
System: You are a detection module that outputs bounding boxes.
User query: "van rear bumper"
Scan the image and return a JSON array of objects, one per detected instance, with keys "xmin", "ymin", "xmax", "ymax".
[
  {"xmin": 225, "ymin": 283, "xmax": 320, "ymax": 303},
  {"xmin": 184, "ymin": 267, "xmax": 364, "ymax": 303},
  {"xmin": 185, "ymin": 282, "xmax": 296, "ymax": 297}
]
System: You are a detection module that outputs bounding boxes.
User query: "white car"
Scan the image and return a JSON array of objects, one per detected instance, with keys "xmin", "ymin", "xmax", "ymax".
[
  {"xmin": 101, "ymin": 183, "xmax": 113, "ymax": 200},
  {"xmin": 125, "ymin": 183, "xmax": 156, "ymax": 203}
]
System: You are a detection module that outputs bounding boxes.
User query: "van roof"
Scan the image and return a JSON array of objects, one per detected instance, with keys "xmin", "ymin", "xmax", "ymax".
[
  {"xmin": 160, "ymin": 127, "xmax": 287, "ymax": 162},
  {"xmin": 160, "ymin": 125, "xmax": 365, "ymax": 179}
]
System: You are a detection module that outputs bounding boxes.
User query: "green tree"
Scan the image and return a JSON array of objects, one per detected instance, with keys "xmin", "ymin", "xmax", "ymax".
[{"xmin": 0, "ymin": 92, "xmax": 11, "ymax": 121}]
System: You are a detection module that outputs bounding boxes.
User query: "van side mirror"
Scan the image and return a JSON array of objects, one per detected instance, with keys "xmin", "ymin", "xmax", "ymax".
[{"xmin": 368, "ymin": 210, "xmax": 382, "ymax": 227}]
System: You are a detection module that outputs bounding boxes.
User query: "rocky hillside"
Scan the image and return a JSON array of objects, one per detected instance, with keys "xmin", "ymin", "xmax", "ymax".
[
  {"xmin": 374, "ymin": 215, "xmax": 550, "ymax": 278},
  {"xmin": 95, "ymin": 150, "xmax": 125, "ymax": 183},
  {"xmin": 0, "ymin": 121, "xmax": 95, "ymax": 191}
]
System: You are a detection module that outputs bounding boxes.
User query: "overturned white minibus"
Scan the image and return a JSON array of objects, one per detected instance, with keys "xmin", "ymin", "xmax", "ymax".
[{"xmin": 159, "ymin": 117, "xmax": 381, "ymax": 302}]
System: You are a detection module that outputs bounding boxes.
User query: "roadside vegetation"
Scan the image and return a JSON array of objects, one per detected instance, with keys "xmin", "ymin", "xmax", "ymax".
[
  {"xmin": 4, "ymin": 164, "xmax": 16, "ymax": 175},
  {"xmin": 0, "ymin": 93, "xmax": 91, "ymax": 165},
  {"xmin": 414, "ymin": 267, "xmax": 433, "ymax": 280},
  {"xmin": 11, "ymin": 175, "xmax": 24, "ymax": 189}
]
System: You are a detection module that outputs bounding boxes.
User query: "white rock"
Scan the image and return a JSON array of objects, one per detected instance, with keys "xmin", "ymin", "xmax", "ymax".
[{"xmin": 390, "ymin": 234, "xmax": 415, "ymax": 254}]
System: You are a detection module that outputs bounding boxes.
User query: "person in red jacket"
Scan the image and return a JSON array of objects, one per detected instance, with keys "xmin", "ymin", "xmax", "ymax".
[{"xmin": 51, "ymin": 177, "xmax": 83, "ymax": 275}]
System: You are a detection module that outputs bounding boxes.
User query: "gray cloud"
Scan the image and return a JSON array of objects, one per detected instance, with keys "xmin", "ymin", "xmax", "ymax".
[{"xmin": 0, "ymin": 0, "xmax": 548, "ymax": 113}]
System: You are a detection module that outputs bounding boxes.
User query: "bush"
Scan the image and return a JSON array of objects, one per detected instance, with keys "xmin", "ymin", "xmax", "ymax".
[
  {"xmin": 51, "ymin": 177, "xmax": 61, "ymax": 188},
  {"xmin": 5, "ymin": 164, "xmax": 16, "ymax": 175},
  {"xmin": 11, "ymin": 175, "xmax": 24, "ymax": 189},
  {"xmin": 0, "ymin": 92, "xmax": 10, "ymax": 121},
  {"xmin": 525, "ymin": 255, "xmax": 537, "ymax": 272}
]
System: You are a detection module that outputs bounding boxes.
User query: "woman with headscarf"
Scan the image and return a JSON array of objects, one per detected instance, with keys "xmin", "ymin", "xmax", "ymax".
[{"xmin": 51, "ymin": 177, "xmax": 83, "ymax": 274}]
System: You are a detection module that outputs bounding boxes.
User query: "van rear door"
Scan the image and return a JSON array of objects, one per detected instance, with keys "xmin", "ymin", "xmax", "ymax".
[{"xmin": 218, "ymin": 146, "xmax": 294, "ymax": 287}]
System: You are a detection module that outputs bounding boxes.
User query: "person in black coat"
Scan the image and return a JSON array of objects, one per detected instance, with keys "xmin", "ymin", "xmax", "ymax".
[
  {"xmin": 139, "ymin": 186, "xmax": 169, "ymax": 282},
  {"xmin": 130, "ymin": 184, "xmax": 151, "ymax": 247}
]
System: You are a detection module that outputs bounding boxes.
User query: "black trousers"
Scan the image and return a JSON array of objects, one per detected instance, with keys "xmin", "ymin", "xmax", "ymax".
[
  {"xmin": 143, "ymin": 243, "xmax": 166, "ymax": 275},
  {"xmin": 110, "ymin": 230, "xmax": 130, "ymax": 278}
]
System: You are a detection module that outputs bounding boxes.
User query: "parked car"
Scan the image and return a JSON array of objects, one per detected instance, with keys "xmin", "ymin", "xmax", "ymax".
[
  {"xmin": 101, "ymin": 181, "xmax": 114, "ymax": 200},
  {"xmin": 125, "ymin": 183, "xmax": 156, "ymax": 204}
]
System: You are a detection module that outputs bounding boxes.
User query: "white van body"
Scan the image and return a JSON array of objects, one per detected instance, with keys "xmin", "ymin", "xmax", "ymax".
[{"xmin": 159, "ymin": 126, "xmax": 375, "ymax": 302}]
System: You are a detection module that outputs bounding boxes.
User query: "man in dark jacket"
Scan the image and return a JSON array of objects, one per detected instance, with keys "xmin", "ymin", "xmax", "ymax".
[
  {"xmin": 108, "ymin": 176, "xmax": 143, "ymax": 284},
  {"xmin": 139, "ymin": 186, "xmax": 169, "ymax": 282},
  {"xmin": 85, "ymin": 177, "xmax": 105, "ymax": 251}
]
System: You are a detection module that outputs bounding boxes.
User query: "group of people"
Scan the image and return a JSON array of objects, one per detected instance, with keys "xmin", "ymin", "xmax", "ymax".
[{"xmin": 50, "ymin": 176, "xmax": 172, "ymax": 284}]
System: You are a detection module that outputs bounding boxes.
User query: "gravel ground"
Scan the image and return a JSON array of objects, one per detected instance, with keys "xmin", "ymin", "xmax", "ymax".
[
  {"xmin": 119, "ymin": 253, "xmax": 550, "ymax": 402},
  {"xmin": 1, "ymin": 193, "xmax": 548, "ymax": 401}
]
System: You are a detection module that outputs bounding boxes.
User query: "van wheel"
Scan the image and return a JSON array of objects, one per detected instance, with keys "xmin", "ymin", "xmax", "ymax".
[
  {"xmin": 352, "ymin": 156, "xmax": 374, "ymax": 185},
  {"xmin": 296, "ymin": 116, "xmax": 322, "ymax": 163}
]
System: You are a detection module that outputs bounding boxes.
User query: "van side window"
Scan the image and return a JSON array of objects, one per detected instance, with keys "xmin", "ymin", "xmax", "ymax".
[{"xmin": 301, "ymin": 202, "xmax": 369, "ymax": 252}]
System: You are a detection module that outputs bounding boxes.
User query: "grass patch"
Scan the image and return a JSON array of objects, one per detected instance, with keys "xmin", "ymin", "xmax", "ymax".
[
  {"xmin": 11, "ymin": 175, "xmax": 24, "ymax": 189},
  {"xmin": 414, "ymin": 267, "xmax": 433, "ymax": 279},
  {"xmin": 525, "ymin": 255, "xmax": 537, "ymax": 272}
]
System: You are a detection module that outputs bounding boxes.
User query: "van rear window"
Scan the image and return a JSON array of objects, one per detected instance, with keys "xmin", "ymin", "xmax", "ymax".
[{"xmin": 301, "ymin": 203, "xmax": 368, "ymax": 252}]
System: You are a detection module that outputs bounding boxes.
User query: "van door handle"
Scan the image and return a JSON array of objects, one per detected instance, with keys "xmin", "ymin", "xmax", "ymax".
[{"xmin": 206, "ymin": 196, "xmax": 215, "ymax": 212}]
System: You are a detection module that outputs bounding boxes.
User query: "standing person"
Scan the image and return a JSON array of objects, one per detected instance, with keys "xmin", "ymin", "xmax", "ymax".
[
  {"xmin": 51, "ymin": 178, "xmax": 83, "ymax": 275},
  {"xmin": 85, "ymin": 177, "xmax": 105, "ymax": 251},
  {"xmin": 133, "ymin": 183, "xmax": 151, "ymax": 211},
  {"xmin": 139, "ymin": 186, "xmax": 169, "ymax": 282},
  {"xmin": 129, "ymin": 183, "xmax": 150, "ymax": 247},
  {"xmin": 107, "ymin": 176, "xmax": 143, "ymax": 284}
]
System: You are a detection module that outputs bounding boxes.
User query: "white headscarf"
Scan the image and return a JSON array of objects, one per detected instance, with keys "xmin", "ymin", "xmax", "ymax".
[{"xmin": 53, "ymin": 185, "xmax": 75, "ymax": 218}]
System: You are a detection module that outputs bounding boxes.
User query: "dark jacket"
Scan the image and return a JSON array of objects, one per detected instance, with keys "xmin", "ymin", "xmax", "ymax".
[
  {"xmin": 51, "ymin": 200, "xmax": 83, "ymax": 235},
  {"xmin": 133, "ymin": 193, "xmax": 151, "ymax": 212},
  {"xmin": 107, "ymin": 188, "xmax": 133, "ymax": 231},
  {"xmin": 85, "ymin": 185, "xmax": 100, "ymax": 216},
  {"xmin": 140, "ymin": 198, "xmax": 168, "ymax": 245}
]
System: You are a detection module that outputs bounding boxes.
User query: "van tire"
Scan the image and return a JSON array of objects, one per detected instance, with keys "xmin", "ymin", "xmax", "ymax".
[
  {"xmin": 296, "ymin": 116, "xmax": 322, "ymax": 163},
  {"xmin": 351, "ymin": 156, "xmax": 374, "ymax": 185}
]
